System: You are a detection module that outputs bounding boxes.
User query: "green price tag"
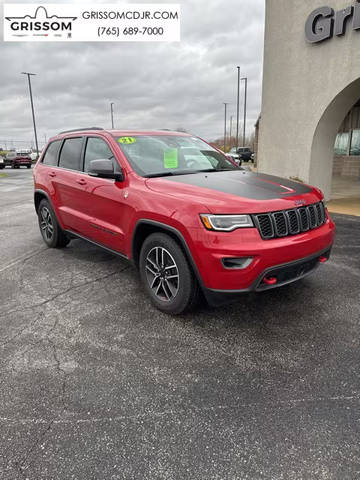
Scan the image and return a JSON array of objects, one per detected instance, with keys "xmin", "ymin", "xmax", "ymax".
[
  {"xmin": 164, "ymin": 149, "xmax": 178, "ymax": 169},
  {"xmin": 118, "ymin": 137, "xmax": 136, "ymax": 144}
]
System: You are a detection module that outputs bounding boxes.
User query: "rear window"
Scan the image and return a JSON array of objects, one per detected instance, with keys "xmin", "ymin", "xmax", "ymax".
[
  {"xmin": 59, "ymin": 137, "xmax": 83, "ymax": 171},
  {"xmin": 42, "ymin": 140, "xmax": 61, "ymax": 166}
]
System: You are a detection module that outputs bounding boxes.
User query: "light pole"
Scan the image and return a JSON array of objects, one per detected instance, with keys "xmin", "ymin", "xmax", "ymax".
[
  {"xmin": 241, "ymin": 77, "xmax": 248, "ymax": 147},
  {"xmin": 236, "ymin": 66, "xmax": 241, "ymax": 149},
  {"xmin": 223, "ymin": 102, "xmax": 229, "ymax": 152},
  {"xmin": 229, "ymin": 115, "xmax": 233, "ymax": 146},
  {"xmin": 110, "ymin": 102, "xmax": 115, "ymax": 129},
  {"xmin": 21, "ymin": 72, "xmax": 39, "ymax": 159}
]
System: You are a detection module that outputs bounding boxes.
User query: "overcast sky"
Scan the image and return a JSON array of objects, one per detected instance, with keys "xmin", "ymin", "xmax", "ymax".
[{"xmin": 0, "ymin": 0, "xmax": 265, "ymax": 149}]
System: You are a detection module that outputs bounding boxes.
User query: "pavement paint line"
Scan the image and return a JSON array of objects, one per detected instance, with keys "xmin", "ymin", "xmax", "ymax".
[
  {"xmin": 12, "ymin": 203, "xmax": 34, "ymax": 209},
  {"xmin": 0, "ymin": 248, "xmax": 47, "ymax": 273},
  {"xmin": 0, "ymin": 394, "xmax": 359, "ymax": 426},
  {"xmin": 0, "ymin": 187, "xmax": 23, "ymax": 193}
]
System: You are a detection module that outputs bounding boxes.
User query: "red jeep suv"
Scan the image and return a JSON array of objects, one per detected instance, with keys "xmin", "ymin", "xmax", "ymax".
[{"xmin": 33, "ymin": 128, "xmax": 335, "ymax": 314}]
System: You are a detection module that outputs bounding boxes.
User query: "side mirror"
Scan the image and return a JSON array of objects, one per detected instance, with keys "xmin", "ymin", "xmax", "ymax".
[{"xmin": 88, "ymin": 159, "xmax": 124, "ymax": 181}]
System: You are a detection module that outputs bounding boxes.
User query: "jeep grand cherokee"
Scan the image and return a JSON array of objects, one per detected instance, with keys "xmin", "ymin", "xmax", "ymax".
[{"xmin": 33, "ymin": 128, "xmax": 335, "ymax": 314}]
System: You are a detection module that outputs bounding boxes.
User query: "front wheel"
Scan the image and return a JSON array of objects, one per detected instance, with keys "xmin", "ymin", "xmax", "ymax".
[
  {"xmin": 139, "ymin": 233, "xmax": 199, "ymax": 315},
  {"xmin": 37, "ymin": 199, "xmax": 70, "ymax": 248}
]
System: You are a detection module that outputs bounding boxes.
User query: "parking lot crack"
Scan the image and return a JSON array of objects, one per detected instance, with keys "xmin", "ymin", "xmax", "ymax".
[
  {"xmin": 0, "ymin": 267, "xmax": 130, "ymax": 346},
  {"xmin": 13, "ymin": 420, "xmax": 53, "ymax": 478}
]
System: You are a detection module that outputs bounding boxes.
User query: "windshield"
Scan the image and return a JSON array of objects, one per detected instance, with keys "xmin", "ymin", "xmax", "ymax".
[{"xmin": 114, "ymin": 135, "xmax": 239, "ymax": 177}]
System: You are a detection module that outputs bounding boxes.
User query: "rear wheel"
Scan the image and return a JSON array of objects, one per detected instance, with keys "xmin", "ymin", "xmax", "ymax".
[
  {"xmin": 139, "ymin": 233, "xmax": 199, "ymax": 315},
  {"xmin": 38, "ymin": 199, "xmax": 70, "ymax": 248}
]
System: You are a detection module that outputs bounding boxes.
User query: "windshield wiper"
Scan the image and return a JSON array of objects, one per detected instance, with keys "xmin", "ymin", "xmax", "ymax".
[
  {"xmin": 194, "ymin": 168, "xmax": 236, "ymax": 173},
  {"xmin": 144, "ymin": 172, "xmax": 177, "ymax": 178},
  {"xmin": 144, "ymin": 170, "xmax": 201, "ymax": 178},
  {"xmin": 144, "ymin": 168, "xmax": 237, "ymax": 178}
]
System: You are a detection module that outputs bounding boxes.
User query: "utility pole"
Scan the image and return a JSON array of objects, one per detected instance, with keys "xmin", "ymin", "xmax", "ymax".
[
  {"xmin": 110, "ymin": 102, "xmax": 115, "ymax": 129},
  {"xmin": 229, "ymin": 115, "xmax": 233, "ymax": 147},
  {"xmin": 21, "ymin": 72, "xmax": 39, "ymax": 159},
  {"xmin": 223, "ymin": 103, "xmax": 229, "ymax": 152},
  {"xmin": 241, "ymin": 77, "xmax": 248, "ymax": 147},
  {"xmin": 236, "ymin": 66, "xmax": 240, "ymax": 149}
]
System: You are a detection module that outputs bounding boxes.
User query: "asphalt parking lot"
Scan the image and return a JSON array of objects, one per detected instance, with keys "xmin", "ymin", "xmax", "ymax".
[{"xmin": 0, "ymin": 168, "xmax": 359, "ymax": 479}]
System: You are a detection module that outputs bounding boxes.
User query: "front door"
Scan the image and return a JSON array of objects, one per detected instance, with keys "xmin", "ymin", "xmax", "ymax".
[{"xmin": 79, "ymin": 136, "xmax": 128, "ymax": 254}]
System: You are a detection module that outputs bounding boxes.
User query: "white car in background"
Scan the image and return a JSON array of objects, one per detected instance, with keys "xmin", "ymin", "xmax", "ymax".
[
  {"xmin": 226, "ymin": 148, "xmax": 242, "ymax": 166},
  {"xmin": 0, "ymin": 156, "xmax": 5, "ymax": 169}
]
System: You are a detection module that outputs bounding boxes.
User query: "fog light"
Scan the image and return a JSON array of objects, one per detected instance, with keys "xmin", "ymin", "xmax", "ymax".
[{"xmin": 222, "ymin": 257, "xmax": 253, "ymax": 270}]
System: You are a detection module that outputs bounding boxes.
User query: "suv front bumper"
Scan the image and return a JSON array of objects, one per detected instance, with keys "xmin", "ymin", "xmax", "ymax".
[
  {"xmin": 202, "ymin": 246, "xmax": 332, "ymax": 306},
  {"xmin": 189, "ymin": 214, "xmax": 335, "ymax": 300}
]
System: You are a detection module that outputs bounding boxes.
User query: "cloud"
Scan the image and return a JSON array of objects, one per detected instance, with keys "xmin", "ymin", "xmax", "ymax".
[{"xmin": 0, "ymin": 0, "xmax": 265, "ymax": 149}]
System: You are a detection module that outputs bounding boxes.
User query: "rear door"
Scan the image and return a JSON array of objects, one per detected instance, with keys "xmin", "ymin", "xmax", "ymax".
[{"xmin": 52, "ymin": 136, "xmax": 89, "ymax": 234}]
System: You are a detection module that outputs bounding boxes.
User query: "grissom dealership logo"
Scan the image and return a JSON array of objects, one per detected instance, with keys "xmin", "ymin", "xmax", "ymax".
[{"xmin": 5, "ymin": 6, "xmax": 77, "ymax": 38}]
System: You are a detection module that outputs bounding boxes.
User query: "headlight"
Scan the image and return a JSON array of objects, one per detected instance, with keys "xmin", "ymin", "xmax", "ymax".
[{"xmin": 200, "ymin": 214, "xmax": 254, "ymax": 231}]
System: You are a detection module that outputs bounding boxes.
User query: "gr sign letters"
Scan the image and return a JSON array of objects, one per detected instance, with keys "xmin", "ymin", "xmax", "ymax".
[{"xmin": 305, "ymin": 3, "xmax": 360, "ymax": 43}]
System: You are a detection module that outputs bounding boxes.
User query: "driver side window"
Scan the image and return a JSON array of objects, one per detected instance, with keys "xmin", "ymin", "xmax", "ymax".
[{"xmin": 84, "ymin": 137, "xmax": 114, "ymax": 173}]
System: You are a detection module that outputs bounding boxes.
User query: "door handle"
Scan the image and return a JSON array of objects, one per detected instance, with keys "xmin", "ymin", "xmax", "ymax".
[
  {"xmin": 48, "ymin": 171, "xmax": 56, "ymax": 177},
  {"xmin": 76, "ymin": 178, "xmax": 87, "ymax": 185}
]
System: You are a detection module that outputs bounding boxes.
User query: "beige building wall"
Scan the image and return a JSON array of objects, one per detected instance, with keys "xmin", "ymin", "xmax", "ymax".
[{"xmin": 258, "ymin": 0, "xmax": 360, "ymax": 199}]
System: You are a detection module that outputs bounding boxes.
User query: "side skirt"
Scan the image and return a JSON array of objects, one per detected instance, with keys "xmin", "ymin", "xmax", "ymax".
[{"xmin": 65, "ymin": 230, "xmax": 131, "ymax": 263}]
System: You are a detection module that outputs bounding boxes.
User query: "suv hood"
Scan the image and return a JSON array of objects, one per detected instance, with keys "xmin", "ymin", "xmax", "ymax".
[{"xmin": 146, "ymin": 170, "xmax": 322, "ymax": 214}]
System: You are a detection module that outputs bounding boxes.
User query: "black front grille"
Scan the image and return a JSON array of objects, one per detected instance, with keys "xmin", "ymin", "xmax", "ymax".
[
  {"xmin": 253, "ymin": 202, "xmax": 327, "ymax": 240},
  {"xmin": 256, "ymin": 214, "xmax": 274, "ymax": 239},
  {"xmin": 298, "ymin": 207, "xmax": 309, "ymax": 231}
]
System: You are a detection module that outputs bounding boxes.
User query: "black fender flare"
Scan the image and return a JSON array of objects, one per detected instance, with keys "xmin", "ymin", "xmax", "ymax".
[
  {"xmin": 34, "ymin": 189, "xmax": 52, "ymax": 213},
  {"xmin": 132, "ymin": 219, "xmax": 205, "ymax": 288},
  {"xmin": 34, "ymin": 189, "xmax": 65, "ymax": 230}
]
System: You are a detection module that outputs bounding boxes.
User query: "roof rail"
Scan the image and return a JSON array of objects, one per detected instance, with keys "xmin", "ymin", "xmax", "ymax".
[{"xmin": 59, "ymin": 127, "xmax": 104, "ymax": 134}]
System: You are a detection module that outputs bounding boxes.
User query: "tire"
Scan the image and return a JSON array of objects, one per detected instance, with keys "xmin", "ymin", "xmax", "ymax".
[
  {"xmin": 11, "ymin": 163, "xmax": 15, "ymax": 169},
  {"xmin": 37, "ymin": 199, "xmax": 70, "ymax": 248},
  {"xmin": 27, "ymin": 165, "xmax": 31, "ymax": 169},
  {"xmin": 139, "ymin": 233, "xmax": 199, "ymax": 315}
]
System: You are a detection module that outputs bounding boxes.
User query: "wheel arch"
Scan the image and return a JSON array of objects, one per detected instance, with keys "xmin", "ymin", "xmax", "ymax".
[
  {"xmin": 34, "ymin": 189, "xmax": 65, "ymax": 230},
  {"xmin": 34, "ymin": 189, "xmax": 51, "ymax": 213},
  {"xmin": 132, "ymin": 220, "xmax": 204, "ymax": 287}
]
